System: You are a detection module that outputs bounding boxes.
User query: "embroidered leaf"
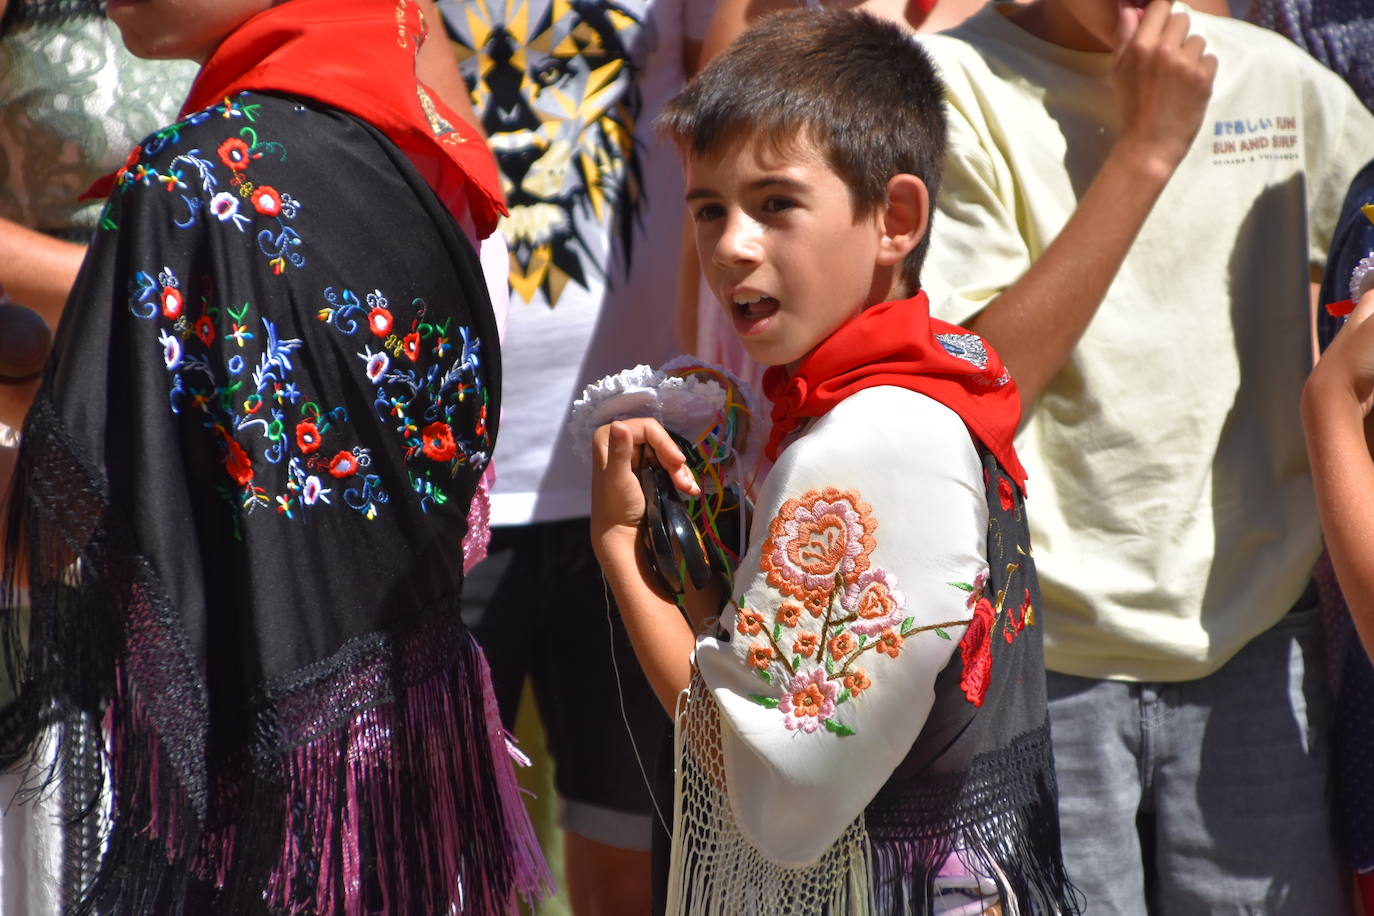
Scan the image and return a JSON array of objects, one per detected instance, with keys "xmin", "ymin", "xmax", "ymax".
[
  {"xmin": 949, "ymin": 581, "xmax": 975, "ymax": 591},
  {"xmin": 825, "ymin": 656, "xmax": 835, "ymax": 675},
  {"xmin": 823, "ymin": 719, "xmax": 856, "ymax": 737},
  {"xmin": 773, "ymin": 623, "xmax": 781, "ymax": 641},
  {"xmin": 100, "ymin": 215, "xmax": 118, "ymax": 231},
  {"xmin": 935, "ymin": 628, "xmax": 951, "ymax": 640},
  {"xmin": 836, "ymin": 689, "xmax": 851, "ymax": 705},
  {"xmin": 792, "ymin": 655, "xmax": 802, "ymax": 668},
  {"xmin": 749, "ymin": 695, "xmax": 780, "ymax": 709},
  {"xmin": 858, "ymin": 634, "xmax": 868, "ymax": 647},
  {"xmin": 757, "ymin": 669, "xmax": 772, "ymax": 685},
  {"xmin": 899, "ymin": 616, "xmax": 916, "ymax": 635}
]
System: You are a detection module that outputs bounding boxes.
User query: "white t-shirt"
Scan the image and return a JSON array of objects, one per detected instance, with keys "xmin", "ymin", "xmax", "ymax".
[
  {"xmin": 920, "ymin": 6, "xmax": 1374, "ymax": 681},
  {"xmin": 444, "ymin": 0, "xmax": 716, "ymax": 524}
]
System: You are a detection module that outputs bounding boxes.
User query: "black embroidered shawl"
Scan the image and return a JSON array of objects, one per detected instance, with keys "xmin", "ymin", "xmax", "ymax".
[
  {"xmin": 863, "ymin": 451, "xmax": 1081, "ymax": 914},
  {"xmin": 1, "ymin": 91, "xmax": 546, "ymax": 914}
]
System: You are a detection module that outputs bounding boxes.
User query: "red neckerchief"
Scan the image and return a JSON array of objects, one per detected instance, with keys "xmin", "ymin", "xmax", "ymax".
[
  {"xmin": 762, "ymin": 292, "xmax": 1028, "ymax": 492},
  {"xmin": 86, "ymin": 0, "xmax": 504, "ymax": 237}
]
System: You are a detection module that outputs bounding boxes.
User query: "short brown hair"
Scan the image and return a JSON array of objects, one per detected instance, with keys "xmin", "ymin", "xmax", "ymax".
[{"xmin": 658, "ymin": 8, "xmax": 947, "ymax": 292}]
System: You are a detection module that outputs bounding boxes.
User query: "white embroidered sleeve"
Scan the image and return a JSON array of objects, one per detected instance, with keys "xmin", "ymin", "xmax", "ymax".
[{"xmin": 693, "ymin": 387, "xmax": 989, "ymax": 866}]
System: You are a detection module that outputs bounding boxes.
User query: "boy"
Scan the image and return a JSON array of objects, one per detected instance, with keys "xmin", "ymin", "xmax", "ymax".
[
  {"xmin": 589, "ymin": 10, "xmax": 1078, "ymax": 914},
  {"xmin": 918, "ymin": 0, "xmax": 1374, "ymax": 910}
]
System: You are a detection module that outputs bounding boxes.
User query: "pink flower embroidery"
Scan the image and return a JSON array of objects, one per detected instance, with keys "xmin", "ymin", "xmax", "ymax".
[
  {"xmin": 780, "ymin": 668, "xmax": 837, "ymax": 733},
  {"xmin": 842, "ymin": 568, "xmax": 906, "ymax": 636}
]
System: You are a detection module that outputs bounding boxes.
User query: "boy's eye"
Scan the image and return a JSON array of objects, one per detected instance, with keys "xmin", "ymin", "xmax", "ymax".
[
  {"xmin": 763, "ymin": 197, "xmax": 796, "ymax": 214},
  {"xmin": 692, "ymin": 203, "xmax": 724, "ymax": 222}
]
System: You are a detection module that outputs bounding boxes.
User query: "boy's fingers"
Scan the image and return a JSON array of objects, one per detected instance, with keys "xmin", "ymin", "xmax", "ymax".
[
  {"xmin": 606, "ymin": 421, "xmax": 637, "ymax": 467},
  {"xmin": 1115, "ymin": 4, "xmax": 1143, "ymax": 51},
  {"xmin": 639, "ymin": 422, "xmax": 701, "ymax": 497},
  {"xmin": 1160, "ymin": 9, "xmax": 1191, "ymax": 49}
]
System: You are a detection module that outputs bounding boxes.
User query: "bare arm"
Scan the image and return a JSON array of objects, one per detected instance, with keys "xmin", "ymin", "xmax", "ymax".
[
  {"xmin": 0, "ymin": 218, "xmax": 85, "ymax": 327},
  {"xmin": 1303, "ymin": 290, "xmax": 1374, "ymax": 655},
  {"xmin": 961, "ymin": 1, "xmax": 1216, "ymax": 407}
]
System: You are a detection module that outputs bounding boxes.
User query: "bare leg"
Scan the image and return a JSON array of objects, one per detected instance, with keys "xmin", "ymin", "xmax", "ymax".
[{"xmin": 564, "ymin": 833, "xmax": 652, "ymax": 916}]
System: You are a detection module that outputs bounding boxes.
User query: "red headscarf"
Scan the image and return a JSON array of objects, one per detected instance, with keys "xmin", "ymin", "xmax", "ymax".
[
  {"xmin": 762, "ymin": 293, "xmax": 1028, "ymax": 492},
  {"xmin": 89, "ymin": 0, "xmax": 504, "ymax": 237}
]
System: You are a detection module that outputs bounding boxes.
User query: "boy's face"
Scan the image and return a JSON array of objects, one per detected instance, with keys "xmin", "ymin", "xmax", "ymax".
[
  {"xmin": 686, "ymin": 134, "xmax": 890, "ymax": 369},
  {"xmin": 107, "ymin": 0, "xmax": 278, "ymax": 62}
]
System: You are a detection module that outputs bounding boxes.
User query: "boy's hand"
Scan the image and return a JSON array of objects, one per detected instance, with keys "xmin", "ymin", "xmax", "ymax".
[
  {"xmin": 1112, "ymin": 0, "xmax": 1218, "ymax": 176},
  {"xmin": 590, "ymin": 418, "xmax": 701, "ymax": 559}
]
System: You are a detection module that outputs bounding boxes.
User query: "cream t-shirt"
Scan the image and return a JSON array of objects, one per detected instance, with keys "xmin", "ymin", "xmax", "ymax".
[{"xmin": 920, "ymin": 6, "xmax": 1374, "ymax": 681}]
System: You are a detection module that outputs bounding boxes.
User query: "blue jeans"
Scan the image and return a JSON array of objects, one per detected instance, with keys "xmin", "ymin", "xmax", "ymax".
[{"xmin": 1046, "ymin": 593, "xmax": 1349, "ymax": 915}]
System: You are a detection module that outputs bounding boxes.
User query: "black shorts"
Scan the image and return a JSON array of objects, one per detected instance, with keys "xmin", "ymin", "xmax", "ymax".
[{"xmin": 462, "ymin": 517, "xmax": 670, "ymax": 851}]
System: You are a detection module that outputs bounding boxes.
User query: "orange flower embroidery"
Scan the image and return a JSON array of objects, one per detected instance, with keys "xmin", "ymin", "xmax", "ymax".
[
  {"xmin": 793, "ymin": 633, "xmax": 819, "ymax": 658},
  {"xmin": 747, "ymin": 645, "xmax": 775, "ymax": 669},
  {"xmin": 843, "ymin": 669, "xmax": 872, "ymax": 696},
  {"xmin": 777, "ymin": 602, "xmax": 803, "ymax": 628},
  {"xmin": 829, "ymin": 632, "xmax": 855, "ymax": 661},
  {"xmin": 760, "ymin": 487, "xmax": 877, "ymax": 602},
  {"xmin": 736, "ymin": 610, "xmax": 765, "ymax": 637},
  {"xmin": 875, "ymin": 628, "xmax": 904, "ymax": 658}
]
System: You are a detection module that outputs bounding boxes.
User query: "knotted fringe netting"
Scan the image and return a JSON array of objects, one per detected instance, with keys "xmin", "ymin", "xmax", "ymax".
[{"xmin": 665, "ymin": 672, "xmax": 874, "ymax": 915}]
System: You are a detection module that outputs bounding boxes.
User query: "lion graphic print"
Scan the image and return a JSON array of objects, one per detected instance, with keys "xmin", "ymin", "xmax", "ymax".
[{"xmin": 447, "ymin": 0, "xmax": 650, "ymax": 308}]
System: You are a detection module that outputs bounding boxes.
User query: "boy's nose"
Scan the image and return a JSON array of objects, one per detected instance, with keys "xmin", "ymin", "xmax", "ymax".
[{"xmin": 713, "ymin": 213, "xmax": 762, "ymax": 267}]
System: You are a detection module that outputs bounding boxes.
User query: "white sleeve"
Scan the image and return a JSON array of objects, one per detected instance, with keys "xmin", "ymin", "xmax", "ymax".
[{"xmin": 693, "ymin": 387, "xmax": 989, "ymax": 866}]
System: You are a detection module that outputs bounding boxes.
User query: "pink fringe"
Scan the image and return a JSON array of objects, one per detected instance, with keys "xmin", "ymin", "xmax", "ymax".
[{"xmin": 105, "ymin": 627, "xmax": 549, "ymax": 915}]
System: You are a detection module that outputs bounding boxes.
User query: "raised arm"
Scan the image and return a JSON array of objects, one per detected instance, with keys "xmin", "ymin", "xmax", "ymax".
[
  {"xmin": 1303, "ymin": 290, "xmax": 1374, "ymax": 654},
  {"xmin": 956, "ymin": 1, "xmax": 1215, "ymax": 407}
]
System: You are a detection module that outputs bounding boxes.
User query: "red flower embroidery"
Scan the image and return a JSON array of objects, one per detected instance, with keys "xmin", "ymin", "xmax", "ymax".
[
  {"xmin": 747, "ymin": 645, "xmax": 774, "ymax": 669},
  {"xmin": 828, "ymin": 632, "xmax": 855, "ymax": 662},
  {"xmin": 402, "ymin": 331, "xmax": 421, "ymax": 362},
  {"xmin": 194, "ymin": 314, "xmax": 215, "ymax": 346},
  {"xmin": 959, "ymin": 597, "xmax": 996, "ymax": 707},
  {"xmin": 997, "ymin": 477, "xmax": 1015, "ymax": 512},
  {"xmin": 296, "ymin": 421, "xmax": 321, "ymax": 454},
  {"xmin": 875, "ymin": 628, "xmax": 904, "ymax": 658},
  {"xmin": 736, "ymin": 610, "xmax": 765, "ymax": 637},
  {"xmin": 161, "ymin": 286, "xmax": 183, "ymax": 319},
  {"xmin": 217, "ymin": 137, "xmax": 251, "ymax": 171},
  {"xmin": 367, "ymin": 307, "xmax": 394, "ymax": 337},
  {"xmin": 114, "ymin": 145, "xmax": 142, "ymax": 183},
  {"xmin": 1018, "ymin": 588, "xmax": 1034, "ymax": 630},
  {"xmin": 328, "ymin": 451, "xmax": 358, "ymax": 478},
  {"xmin": 224, "ymin": 437, "xmax": 253, "ymax": 486},
  {"xmin": 250, "ymin": 185, "xmax": 283, "ymax": 217},
  {"xmin": 793, "ymin": 633, "xmax": 819, "ymax": 658},
  {"xmin": 420, "ymin": 421, "xmax": 457, "ymax": 462}
]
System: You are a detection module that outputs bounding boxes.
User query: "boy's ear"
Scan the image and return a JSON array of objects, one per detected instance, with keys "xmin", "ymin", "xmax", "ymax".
[{"xmin": 875, "ymin": 174, "xmax": 929, "ymax": 268}]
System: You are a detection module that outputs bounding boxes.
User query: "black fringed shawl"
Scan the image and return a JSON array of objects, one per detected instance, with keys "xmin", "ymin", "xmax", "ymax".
[{"xmin": 1, "ymin": 91, "xmax": 547, "ymax": 914}]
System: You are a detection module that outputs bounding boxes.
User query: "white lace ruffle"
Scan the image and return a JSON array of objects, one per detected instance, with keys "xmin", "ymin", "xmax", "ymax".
[
  {"xmin": 569, "ymin": 357, "xmax": 758, "ymax": 463},
  {"xmin": 1350, "ymin": 252, "xmax": 1374, "ymax": 303}
]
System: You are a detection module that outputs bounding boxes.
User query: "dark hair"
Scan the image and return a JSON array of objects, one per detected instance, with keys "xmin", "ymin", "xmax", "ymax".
[{"xmin": 658, "ymin": 8, "xmax": 947, "ymax": 292}]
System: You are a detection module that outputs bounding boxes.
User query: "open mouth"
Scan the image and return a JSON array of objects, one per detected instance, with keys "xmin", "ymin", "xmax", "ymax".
[{"xmin": 731, "ymin": 292, "xmax": 780, "ymax": 333}]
